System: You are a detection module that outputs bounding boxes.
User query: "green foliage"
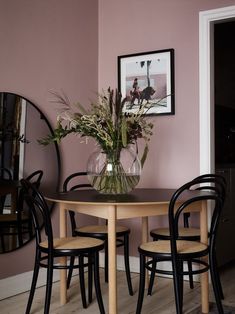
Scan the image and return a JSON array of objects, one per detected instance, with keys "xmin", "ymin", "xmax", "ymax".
[{"xmin": 39, "ymin": 89, "xmax": 154, "ymax": 167}]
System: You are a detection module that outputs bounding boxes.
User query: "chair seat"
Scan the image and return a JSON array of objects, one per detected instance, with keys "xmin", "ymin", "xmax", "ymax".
[
  {"xmin": 140, "ymin": 240, "xmax": 207, "ymax": 255},
  {"xmin": 40, "ymin": 236, "xmax": 104, "ymax": 250},
  {"xmin": 151, "ymin": 227, "xmax": 200, "ymax": 238},
  {"xmin": 76, "ymin": 224, "xmax": 129, "ymax": 235}
]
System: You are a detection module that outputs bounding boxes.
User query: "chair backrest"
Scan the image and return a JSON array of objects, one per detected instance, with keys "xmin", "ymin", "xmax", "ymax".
[
  {"xmin": 0, "ymin": 167, "xmax": 12, "ymax": 180},
  {"xmin": 20, "ymin": 179, "xmax": 53, "ymax": 250},
  {"xmin": 183, "ymin": 173, "xmax": 226, "ymax": 227},
  {"xmin": 0, "ymin": 168, "xmax": 13, "ymax": 214},
  {"xmin": 63, "ymin": 171, "xmax": 91, "ymax": 192},
  {"xmin": 26, "ymin": 170, "xmax": 44, "ymax": 189},
  {"xmin": 192, "ymin": 173, "xmax": 226, "ymax": 185},
  {"xmin": 17, "ymin": 170, "xmax": 44, "ymax": 210},
  {"xmin": 168, "ymin": 176, "xmax": 224, "ymax": 256},
  {"xmin": 190, "ymin": 174, "xmax": 226, "ymax": 229},
  {"xmin": 190, "ymin": 175, "xmax": 226, "ymax": 241},
  {"xmin": 63, "ymin": 172, "xmax": 92, "ymax": 234},
  {"xmin": 191, "ymin": 173, "xmax": 226, "ymax": 204}
]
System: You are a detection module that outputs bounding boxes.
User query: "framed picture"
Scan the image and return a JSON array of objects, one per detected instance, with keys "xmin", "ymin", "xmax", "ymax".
[{"xmin": 118, "ymin": 49, "xmax": 175, "ymax": 115}]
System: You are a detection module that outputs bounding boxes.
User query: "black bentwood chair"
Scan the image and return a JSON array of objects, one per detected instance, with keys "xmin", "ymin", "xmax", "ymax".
[
  {"xmin": 21, "ymin": 179, "xmax": 105, "ymax": 314},
  {"xmin": 0, "ymin": 167, "xmax": 13, "ymax": 214},
  {"xmin": 148, "ymin": 174, "xmax": 226, "ymax": 298},
  {"xmin": 136, "ymin": 177, "xmax": 225, "ymax": 314},
  {"xmin": 25, "ymin": 170, "xmax": 44, "ymax": 189},
  {"xmin": 63, "ymin": 172, "xmax": 133, "ymax": 297},
  {"xmin": 0, "ymin": 170, "xmax": 44, "ymax": 252}
]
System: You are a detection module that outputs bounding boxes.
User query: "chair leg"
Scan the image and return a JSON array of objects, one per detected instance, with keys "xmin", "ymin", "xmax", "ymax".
[
  {"xmin": 44, "ymin": 255, "xmax": 53, "ymax": 314},
  {"xmin": 104, "ymin": 240, "xmax": 108, "ymax": 283},
  {"xmin": 136, "ymin": 254, "xmax": 146, "ymax": 314},
  {"xmin": 209, "ymin": 253, "xmax": 224, "ymax": 314},
  {"xmin": 214, "ymin": 255, "xmax": 224, "ymax": 300},
  {"xmin": 172, "ymin": 258, "xmax": 183, "ymax": 314},
  {"xmin": 216, "ymin": 271, "xmax": 224, "ymax": 300},
  {"xmin": 124, "ymin": 234, "xmax": 133, "ymax": 296},
  {"xmin": 147, "ymin": 258, "xmax": 157, "ymax": 296},
  {"xmin": 67, "ymin": 256, "xmax": 75, "ymax": 289},
  {"xmin": 178, "ymin": 260, "xmax": 184, "ymax": 311},
  {"xmin": 88, "ymin": 254, "xmax": 93, "ymax": 303},
  {"xmin": 187, "ymin": 260, "xmax": 194, "ymax": 289},
  {"xmin": 147, "ymin": 237, "xmax": 158, "ymax": 295},
  {"xmin": 93, "ymin": 252, "xmax": 105, "ymax": 314},
  {"xmin": 78, "ymin": 255, "xmax": 87, "ymax": 309},
  {"xmin": 25, "ymin": 250, "xmax": 41, "ymax": 314}
]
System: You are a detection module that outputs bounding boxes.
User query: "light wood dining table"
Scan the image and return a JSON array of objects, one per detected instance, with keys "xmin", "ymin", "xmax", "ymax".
[{"xmin": 45, "ymin": 188, "xmax": 209, "ymax": 314}]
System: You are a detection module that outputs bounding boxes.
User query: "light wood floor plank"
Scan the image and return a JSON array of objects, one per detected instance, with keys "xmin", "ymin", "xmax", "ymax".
[{"xmin": 0, "ymin": 264, "xmax": 234, "ymax": 314}]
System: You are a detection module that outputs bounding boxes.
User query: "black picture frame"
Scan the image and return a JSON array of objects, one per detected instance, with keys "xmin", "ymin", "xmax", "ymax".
[{"xmin": 118, "ymin": 49, "xmax": 175, "ymax": 116}]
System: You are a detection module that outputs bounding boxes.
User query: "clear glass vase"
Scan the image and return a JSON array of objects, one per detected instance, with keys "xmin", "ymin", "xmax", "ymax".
[{"xmin": 87, "ymin": 146, "xmax": 141, "ymax": 194}]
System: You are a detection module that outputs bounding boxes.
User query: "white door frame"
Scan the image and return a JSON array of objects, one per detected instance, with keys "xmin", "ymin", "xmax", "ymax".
[
  {"xmin": 199, "ymin": 5, "xmax": 235, "ymax": 175},
  {"xmin": 199, "ymin": 5, "xmax": 235, "ymax": 225}
]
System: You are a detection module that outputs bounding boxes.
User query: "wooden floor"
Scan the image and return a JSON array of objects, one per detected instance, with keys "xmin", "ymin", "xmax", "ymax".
[{"xmin": 1, "ymin": 263, "xmax": 235, "ymax": 314}]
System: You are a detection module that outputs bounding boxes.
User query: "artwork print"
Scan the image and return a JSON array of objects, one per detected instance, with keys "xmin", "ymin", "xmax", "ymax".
[{"xmin": 118, "ymin": 49, "xmax": 175, "ymax": 115}]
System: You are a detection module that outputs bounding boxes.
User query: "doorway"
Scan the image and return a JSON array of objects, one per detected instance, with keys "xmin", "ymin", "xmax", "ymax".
[
  {"xmin": 214, "ymin": 20, "xmax": 235, "ymax": 266},
  {"xmin": 199, "ymin": 6, "xmax": 235, "ymax": 266}
]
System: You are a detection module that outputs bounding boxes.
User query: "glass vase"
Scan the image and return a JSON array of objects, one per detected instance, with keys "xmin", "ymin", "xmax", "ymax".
[{"xmin": 87, "ymin": 146, "xmax": 141, "ymax": 194}]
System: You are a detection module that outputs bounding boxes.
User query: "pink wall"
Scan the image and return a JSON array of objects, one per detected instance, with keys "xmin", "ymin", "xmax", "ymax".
[
  {"xmin": 0, "ymin": 0, "xmax": 98, "ymax": 279},
  {"xmin": 98, "ymin": 0, "xmax": 235, "ymax": 187},
  {"xmin": 98, "ymin": 0, "xmax": 235, "ymax": 255},
  {"xmin": 1, "ymin": 0, "xmax": 235, "ymax": 279}
]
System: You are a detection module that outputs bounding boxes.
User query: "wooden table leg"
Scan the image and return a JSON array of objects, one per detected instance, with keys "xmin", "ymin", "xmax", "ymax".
[
  {"xmin": 142, "ymin": 217, "xmax": 149, "ymax": 287},
  {"xmin": 200, "ymin": 200, "xmax": 209, "ymax": 313},
  {"xmin": 59, "ymin": 203, "xmax": 67, "ymax": 305},
  {"xmin": 142, "ymin": 217, "xmax": 148, "ymax": 243},
  {"xmin": 108, "ymin": 205, "xmax": 117, "ymax": 314}
]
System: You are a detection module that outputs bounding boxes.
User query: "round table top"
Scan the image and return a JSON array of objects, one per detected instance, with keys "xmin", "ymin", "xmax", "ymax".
[{"xmin": 44, "ymin": 188, "xmax": 205, "ymax": 206}]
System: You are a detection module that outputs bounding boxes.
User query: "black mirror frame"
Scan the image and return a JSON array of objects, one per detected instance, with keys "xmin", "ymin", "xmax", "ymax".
[{"xmin": 0, "ymin": 91, "xmax": 61, "ymax": 253}]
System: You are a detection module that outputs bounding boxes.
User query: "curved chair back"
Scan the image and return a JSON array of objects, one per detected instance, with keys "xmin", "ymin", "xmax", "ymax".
[
  {"xmin": 63, "ymin": 171, "xmax": 91, "ymax": 192},
  {"xmin": 0, "ymin": 171, "xmax": 44, "ymax": 250},
  {"xmin": 183, "ymin": 174, "xmax": 226, "ymax": 227},
  {"xmin": 191, "ymin": 174, "xmax": 226, "ymax": 204},
  {"xmin": 0, "ymin": 167, "xmax": 12, "ymax": 180},
  {"xmin": 63, "ymin": 172, "xmax": 92, "ymax": 234},
  {"xmin": 190, "ymin": 174, "xmax": 226, "ymax": 242},
  {"xmin": 9, "ymin": 171, "xmax": 44, "ymax": 234},
  {"xmin": 0, "ymin": 168, "xmax": 13, "ymax": 214},
  {"xmin": 168, "ymin": 177, "xmax": 224, "ymax": 257},
  {"xmin": 18, "ymin": 170, "xmax": 44, "ymax": 209},
  {"xmin": 26, "ymin": 170, "xmax": 43, "ymax": 189},
  {"xmin": 20, "ymin": 179, "xmax": 53, "ymax": 251}
]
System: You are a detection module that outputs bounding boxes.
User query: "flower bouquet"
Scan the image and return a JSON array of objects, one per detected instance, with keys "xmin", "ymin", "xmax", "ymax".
[{"xmin": 40, "ymin": 88, "xmax": 155, "ymax": 194}]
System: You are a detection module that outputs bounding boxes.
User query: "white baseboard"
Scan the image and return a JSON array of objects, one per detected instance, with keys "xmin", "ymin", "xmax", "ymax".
[{"xmin": 0, "ymin": 253, "xmax": 199, "ymax": 301}]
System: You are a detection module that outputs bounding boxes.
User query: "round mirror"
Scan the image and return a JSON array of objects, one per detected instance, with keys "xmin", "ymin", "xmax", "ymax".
[{"xmin": 0, "ymin": 92, "xmax": 61, "ymax": 253}]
